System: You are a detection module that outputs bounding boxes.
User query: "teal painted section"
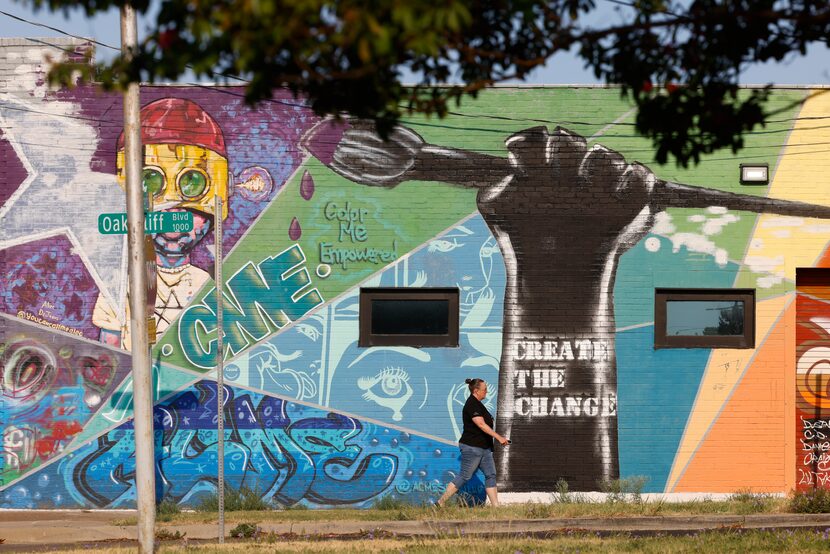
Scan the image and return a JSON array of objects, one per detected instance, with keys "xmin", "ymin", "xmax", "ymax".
[
  {"xmin": 615, "ymin": 234, "xmax": 741, "ymax": 329},
  {"xmin": 616, "ymin": 324, "xmax": 711, "ymax": 492}
]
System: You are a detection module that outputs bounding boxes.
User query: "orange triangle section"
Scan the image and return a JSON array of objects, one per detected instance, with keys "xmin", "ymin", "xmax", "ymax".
[
  {"xmin": 814, "ymin": 242, "xmax": 830, "ymax": 268},
  {"xmin": 665, "ymin": 294, "xmax": 791, "ymax": 492},
  {"xmin": 674, "ymin": 301, "xmax": 793, "ymax": 492}
]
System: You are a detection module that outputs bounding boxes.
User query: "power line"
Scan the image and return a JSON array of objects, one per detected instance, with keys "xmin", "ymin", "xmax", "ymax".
[
  {"xmin": 8, "ymin": 127, "xmax": 830, "ymax": 169},
  {"xmin": 4, "ymin": 9, "xmax": 829, "ymax": 132},
  {"xmin": 6, "ymin": 90, "xmax": 830, "ymax": 164},
  {"xmin": 5, "ymin": 30, "xmax": 830, "ymax": 168},
  {"xmin": 0, "ymin": 8, "xmax": 119, "ymax": 52},
  {"xmin": 7, "ymin": 92, "xmax": 830, "ymax": 148}
]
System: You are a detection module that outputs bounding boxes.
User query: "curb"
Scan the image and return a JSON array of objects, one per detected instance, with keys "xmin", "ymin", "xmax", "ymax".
[{"xmin": 5, "ymin": 513, "xmax": 830, "ymax": 546}]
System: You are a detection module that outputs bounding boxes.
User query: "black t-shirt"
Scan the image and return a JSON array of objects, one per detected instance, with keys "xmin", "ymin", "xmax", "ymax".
[{"xmin": 459, "ymin": 395, "xmax": 494, "ymax": 450}]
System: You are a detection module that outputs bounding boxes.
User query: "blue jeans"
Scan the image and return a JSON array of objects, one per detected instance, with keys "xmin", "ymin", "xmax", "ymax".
[{"xmin": 451, "ymin": 443, "xmax": 497, "ymax": 489}]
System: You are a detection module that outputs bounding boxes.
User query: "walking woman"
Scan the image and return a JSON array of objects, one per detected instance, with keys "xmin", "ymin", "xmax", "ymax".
[{"xmin": 437, "ymin": 378, "xmax": 509, "ymax": 507}]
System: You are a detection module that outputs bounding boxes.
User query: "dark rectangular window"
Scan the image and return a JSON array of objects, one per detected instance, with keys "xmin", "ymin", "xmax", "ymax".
[
  {"xmin": 655, "ymin": 289, "xmax": 755, "ymax": 349},
  {"xmin": 360, "ymin": 288, "xmax": 459, "ymax": 347}
]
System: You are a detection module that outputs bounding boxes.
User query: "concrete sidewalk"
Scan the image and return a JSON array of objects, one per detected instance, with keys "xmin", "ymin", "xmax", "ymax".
[{"xmin": 4, "ymin": 510, "xmax": 830, "ymax": 548}]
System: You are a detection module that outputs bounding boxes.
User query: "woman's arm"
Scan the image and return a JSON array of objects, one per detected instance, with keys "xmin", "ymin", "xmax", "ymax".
[{"xmin": 472, "ymin": 416, "xmax": 509, "ymax": 445}]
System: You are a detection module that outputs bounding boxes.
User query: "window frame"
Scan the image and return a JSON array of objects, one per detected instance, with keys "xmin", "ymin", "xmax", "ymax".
[
  {"xmin": 654, "ymin": 288, "xmax": 756, "ymax": 349},
  {"xmin": 359, "ymin": 287, "xmax": 460, "ymax": 348}
]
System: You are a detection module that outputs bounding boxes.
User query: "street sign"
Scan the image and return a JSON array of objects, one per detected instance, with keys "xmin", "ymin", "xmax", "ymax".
[{"xmin": 98, "ymin": 211, "xmax": 194, "ymax": 234}]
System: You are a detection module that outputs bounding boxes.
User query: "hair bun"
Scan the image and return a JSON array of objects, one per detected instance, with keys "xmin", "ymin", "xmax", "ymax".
[{"xmin": 464, "ymin": 378, "xmax": 472, "ymax": 384}]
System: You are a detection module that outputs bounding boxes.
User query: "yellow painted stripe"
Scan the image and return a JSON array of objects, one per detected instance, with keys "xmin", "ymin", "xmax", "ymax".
[{"xmin": 744, "ymin": 91, "xmax": 830, "ymax": 285}]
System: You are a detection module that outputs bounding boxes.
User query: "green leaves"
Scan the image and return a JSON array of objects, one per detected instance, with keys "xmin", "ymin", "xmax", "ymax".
[
  {"xmin": 634, "ymin": 85, "xmax": 771, "ymax": 167},
  {"xmin": 27, "ymin": 0, "xmax": 830, "ymax": 165}
]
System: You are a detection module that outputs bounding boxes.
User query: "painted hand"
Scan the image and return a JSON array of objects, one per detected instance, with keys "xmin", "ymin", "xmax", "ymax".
[{"xmin": 477, "ymin": 126, "xmax": 658, "ymax": 254}]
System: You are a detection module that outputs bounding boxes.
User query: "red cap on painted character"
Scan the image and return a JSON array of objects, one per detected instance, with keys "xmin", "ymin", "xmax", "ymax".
[{"xmin": 116, "ymin": 98, "xmax": 227, "ymax": 157}]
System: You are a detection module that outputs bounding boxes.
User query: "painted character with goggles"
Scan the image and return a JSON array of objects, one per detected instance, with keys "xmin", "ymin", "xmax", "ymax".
[{"xmin": 93, "ymin": 98, "xmax": 230, "ymax": 349}]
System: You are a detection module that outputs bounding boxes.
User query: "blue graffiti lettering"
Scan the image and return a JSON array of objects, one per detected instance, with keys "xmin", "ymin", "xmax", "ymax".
[{"xmin": 65, "ymin": 382, "xmax": 397, "ymax": 507}]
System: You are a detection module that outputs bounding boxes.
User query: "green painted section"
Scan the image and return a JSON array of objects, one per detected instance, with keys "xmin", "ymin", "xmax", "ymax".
[
  {"xmin": 402, "ymin": 87, "xmax": 637, "ymax": 154},
  {"xmin": 734, "ymin": 267, "xmax": 796, "ymax": 300},
  {"xmin": 405, "ymin": 88, "xmax": 805, "ymax": 265},
  {"xmin": 600, "ymin": 90, "xmax": 806, "ymax": 263}
]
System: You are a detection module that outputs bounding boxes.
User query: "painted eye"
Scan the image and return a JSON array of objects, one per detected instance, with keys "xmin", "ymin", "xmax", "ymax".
[
  {"xmin": 142, "ymin": 168, "xmax": 164, "ymax": 196},
  {"xmin": 179, "ymin": 169, "xmax": 208, "ymax": 198},
  {"xmin": 357, "ymin": 367, "xmax": 413, "ymax": 422},
  {"xmin": 3, "ymin": 343, "xmax": 57, "ymax": 402}
]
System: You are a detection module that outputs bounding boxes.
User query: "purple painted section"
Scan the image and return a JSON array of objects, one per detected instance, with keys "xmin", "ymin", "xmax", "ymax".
[
  {"xmin": 0, "ymin": 236, "xmax": 101, "ymax": 340},
  {"xmin": 56, "ymin": 86, "xmax": 322, "ymax": 271},
  {"xmin": 0, "ymin": 131, "xmax": 29, "ymax": 207}
]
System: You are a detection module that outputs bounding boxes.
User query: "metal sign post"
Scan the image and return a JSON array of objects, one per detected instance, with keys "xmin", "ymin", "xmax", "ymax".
[
  {"xmin": 121, "ymin": 5, "xmax": 156, "ymax": 553},
  {"xmin": 215, "ymin": 195, "xmax": 225, "ymax": 543}
]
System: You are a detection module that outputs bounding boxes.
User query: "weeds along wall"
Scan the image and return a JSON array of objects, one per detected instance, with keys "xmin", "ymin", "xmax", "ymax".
[{"xmin": 2, "ymin": 38, "xmax": 830, "ymax": 508}]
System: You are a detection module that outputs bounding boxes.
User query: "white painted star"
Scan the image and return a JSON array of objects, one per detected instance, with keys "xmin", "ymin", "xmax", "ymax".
[{"xmin": 0, "ymin": 93, "xmax": 127, "ymax": 310}]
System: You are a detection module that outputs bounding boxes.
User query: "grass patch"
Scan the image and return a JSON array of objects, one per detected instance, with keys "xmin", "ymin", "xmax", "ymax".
[
  {"xmin": 107, "ymin": 490, "xmax": 791, "ymax": 528},
  {"xmin": 522, "ymin": 501, "xmax": 555, "ymax": 519},
  {"xmin": 551, "ymin": 478, "xmax": 588, "ymax": 505},
  {"xmin": 728, "ymin": 489, "xmax": 777, "ymax": 514},
  {"xmin": 371, "ymin": 495, "xmax": 412, "ymax": 511},
  {"xmin": 137, "ymin": 496, "xmax": 787, "ymax": 527},
  {"xmin": 370, "ymin": 495, "xmax": 416, "ymax": 521},
  {"xmin": 36, "ymin": 528, "xmax": 830, "ymax": 553},
  {"xmin": 155, "ymin": 528, "xmax": 185, "ymax": 541},
  {"xmin": 229, "ymin": 522, "xmax": 260, "ymax": 539},
  {"xmin": 599, "ymin": 476, "xmax": 648, "ymax": 503},
  {"xmin": 790, "ymin": 488, "xmax": 830, "ymax": 513},
  {"xmin": 158, "ymin": 498, "xmax": 181, "ymax": 515},
  {"xmin": 195, "ymin": 485, "xmax": 274, "ymax": 512},
  {"xmin": 156, "ymin": 498, "xmax": 182, "ymax": 522}
]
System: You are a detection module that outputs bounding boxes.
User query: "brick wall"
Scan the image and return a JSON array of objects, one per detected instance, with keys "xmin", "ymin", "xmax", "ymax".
[{"xmin": 1, "ymin": 38, "xmax": 827, "ymax": 507}]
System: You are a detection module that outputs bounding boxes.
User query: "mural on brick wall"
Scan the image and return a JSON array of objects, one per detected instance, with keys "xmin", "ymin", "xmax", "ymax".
[
  {"xmin": 316, "ymin": 120, "xmax": 830, "ymax": 491},
  {"xmin": 0, "ymin": 315, "xmax": 132, "ymax": 485},
  {"xmin": 221, "ymin": 215, "xmax": 504, "ymax": 442},
  {"xmin": 0, "ymin": 381, "xmax": 480, "ymax": 509},
  {"xmin": 6, "ymin": 40, "xmax": 830, "ymax": 505}
]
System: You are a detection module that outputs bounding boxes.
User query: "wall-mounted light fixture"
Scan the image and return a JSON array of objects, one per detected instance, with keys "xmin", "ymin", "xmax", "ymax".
[{"xmin": 740, "ymin": 163, "xmax": 769, "ymax": 185}]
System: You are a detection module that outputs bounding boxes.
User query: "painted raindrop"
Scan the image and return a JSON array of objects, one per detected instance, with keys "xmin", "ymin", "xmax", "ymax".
[
  {"xmin": 300, "ymin": 170, "xmax": 315, "ymax": 200},
  {"xmin": 288, "ymin": 217, "xmax": 302, "ymax": 240}
]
